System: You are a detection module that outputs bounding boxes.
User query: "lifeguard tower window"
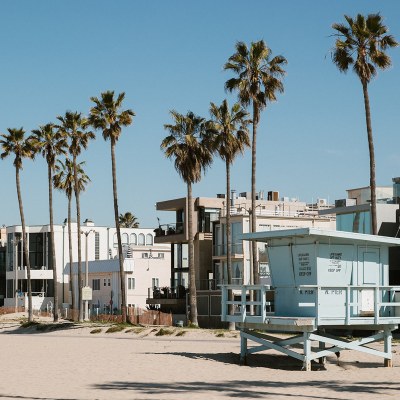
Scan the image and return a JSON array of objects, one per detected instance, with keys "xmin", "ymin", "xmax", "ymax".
[{"xmin": 389, "ymin": 247, "xmax": 400, "ymax": 284}]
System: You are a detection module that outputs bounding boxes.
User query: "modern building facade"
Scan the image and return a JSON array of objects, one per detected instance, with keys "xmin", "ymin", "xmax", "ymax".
[
  {"xmin": 3, "ymin": 221, "xmax": 170, "ymax": 311},
  {"xmin": 151, "ymin": 191, "xmax": 336, "ymax": 325},
  {"xmin": 319, "ymin": 178, "xmax": 400, "ymax": 284}
]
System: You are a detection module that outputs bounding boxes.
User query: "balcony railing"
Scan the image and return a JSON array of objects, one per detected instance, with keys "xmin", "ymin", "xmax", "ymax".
[
  {"xmin": 196, "ymin": 278, "xmax": 243, "ymax": 291},
  {"xmin": 147, "ymin": 285, "xmax": 187, "ymax": 300},
  {"xmin": 213, "ymin": 243, "xmax": 243, "ymax": 256},
  {"xmin": 154, "ymin": 222, "xmax": 184, "ymax": 237},
  {"xmin": 219, "ymin": 206, "xmax": 333, "ymax": 219}
]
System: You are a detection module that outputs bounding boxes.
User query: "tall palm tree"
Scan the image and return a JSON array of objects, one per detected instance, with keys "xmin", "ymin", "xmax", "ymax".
[
  {"xmin": 119, "ymin": 212, "xmax": 139, "ymax": 228},
  {"xmin": 30, "ymin": 123, "xmax": 67, "ymax": 322},
  {"xmin": 162, "ymin": 110, "xmax": 213, "ymax": 327},
  {"xmin": 57, "ymin": 112, "xmax": 95, "ymax": 322},
  {"xmin": 224, "ymin": 40, "xmax": 287, "ymax": 284},
  {"xmin": 332, "ymin": 14, "xmax": 398, "ymax": 235},
  {"xmin": 88, "ymin": 90, "xmax": 134, "ymax": 323},
  {"xmin": 53, "ymin": 158, "xmax": 90, "ymax": 313},
  {"xmin": 207, "ymin": 100, "xmax": 250, "ymax": 327},
  {"xmin": 0, "ymin": 128, "xmax": 35, "ymax": 322}
]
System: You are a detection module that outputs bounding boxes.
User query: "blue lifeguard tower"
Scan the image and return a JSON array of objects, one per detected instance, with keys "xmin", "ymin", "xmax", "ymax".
[{"xmin": 221, "ymin": 228, "xmax": 400, "ymax": 370}]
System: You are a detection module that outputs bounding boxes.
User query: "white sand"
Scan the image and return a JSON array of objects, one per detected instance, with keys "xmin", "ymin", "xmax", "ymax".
[{"xmin": 1, "ymin": 314, "xmax": 399, "ymax": 399}]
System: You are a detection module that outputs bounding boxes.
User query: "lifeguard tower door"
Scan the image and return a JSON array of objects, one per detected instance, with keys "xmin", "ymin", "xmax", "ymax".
[{"xmin": 358, "ymin": 247, "xmax": 380, "ymax": 316}]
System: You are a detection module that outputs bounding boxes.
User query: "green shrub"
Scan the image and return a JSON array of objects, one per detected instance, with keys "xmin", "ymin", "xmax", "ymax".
[{"xmin": 90, "ymin": 328, "xmax": 102, "ymax": 334}]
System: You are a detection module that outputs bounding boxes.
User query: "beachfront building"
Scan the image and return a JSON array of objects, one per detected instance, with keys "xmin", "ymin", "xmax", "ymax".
[
  {"xmin": 2, "ymin": 220, "xmax": 170, "ymax": 311},
  {"xmin": 319, "ymin": 177, "xmax": 400, "ymax": 284},
  {"xmin": 150, "ymin": 191, "xmax": 336, "ymax": 326},
  {"xmin": 68, "ymin": 243, "xmax": 170, "ymax": 312}
]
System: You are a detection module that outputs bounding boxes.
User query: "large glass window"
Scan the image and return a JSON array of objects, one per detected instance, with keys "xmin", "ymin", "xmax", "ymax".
[
  {"xmin": 130, "ymin": 233, "xmax": 137, "ymax": 245},
  {"xmin": 198, "ymin": 207, "xmax": 220, "ymax": 233},
  {"xmin": 29, "ymin": 233, "xmax": 45, "ymax": 270},
  {"xmin": 337, "ymin": 211, "xmax": 371, "ymax": 234}
]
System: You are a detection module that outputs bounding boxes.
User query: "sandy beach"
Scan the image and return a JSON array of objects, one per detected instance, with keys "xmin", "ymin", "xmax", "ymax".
[{"xmin": 1, "ymin": 313, "xmax": 400, "ymax": 400}]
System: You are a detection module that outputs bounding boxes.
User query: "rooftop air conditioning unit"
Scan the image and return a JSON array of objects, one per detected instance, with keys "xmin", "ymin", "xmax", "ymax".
[{"xmin": 318, "ymin": 198, "xmax": 327, "ymax": 206}]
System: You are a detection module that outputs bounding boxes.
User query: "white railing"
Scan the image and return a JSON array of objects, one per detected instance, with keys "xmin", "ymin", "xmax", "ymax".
[{"xmin": 221, "ymin": 284, "xmax": 400, "ymax": 326}]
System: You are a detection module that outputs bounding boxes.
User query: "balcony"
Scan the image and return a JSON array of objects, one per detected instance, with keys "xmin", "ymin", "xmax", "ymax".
[{"xmin": 154, "ymin": 222, "xmax": 185, "ymax": 243}]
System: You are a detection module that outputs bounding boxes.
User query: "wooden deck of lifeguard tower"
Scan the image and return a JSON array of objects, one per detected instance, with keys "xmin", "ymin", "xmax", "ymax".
[{"xmin": 221, "ymin": 228, "xmax": 400, "ymax": 371}]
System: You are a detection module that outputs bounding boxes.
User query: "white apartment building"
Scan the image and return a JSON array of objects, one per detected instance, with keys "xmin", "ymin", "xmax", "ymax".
[
  {"xmin": 3, "ymin": 220, "xmax": 170, "ymax": 311},
  {"xmin": 213, "ymin": 192, "xmax": 336, "ymax": 286}
]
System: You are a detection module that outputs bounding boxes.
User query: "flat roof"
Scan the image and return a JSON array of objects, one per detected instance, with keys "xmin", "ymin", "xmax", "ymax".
[{"xmin": 240, "ymin": 227, "xmax": 400, "ymax": 246}]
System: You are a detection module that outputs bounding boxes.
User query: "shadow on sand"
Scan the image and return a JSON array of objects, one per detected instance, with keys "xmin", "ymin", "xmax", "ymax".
[{"xmin": 92, "ymin": 379, "xmax": 400, "ymax": 399}]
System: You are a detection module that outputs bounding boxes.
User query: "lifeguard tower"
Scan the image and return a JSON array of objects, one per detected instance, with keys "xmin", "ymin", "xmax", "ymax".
[{"xmin": 221, "ymin": 228, "xmax": 400, "ymax": 370}]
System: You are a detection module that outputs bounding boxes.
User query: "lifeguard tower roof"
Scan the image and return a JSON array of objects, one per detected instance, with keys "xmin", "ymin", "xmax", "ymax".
[{"xmin": 240, "ymin": 227, "xmax": 400, "ymax": 246}]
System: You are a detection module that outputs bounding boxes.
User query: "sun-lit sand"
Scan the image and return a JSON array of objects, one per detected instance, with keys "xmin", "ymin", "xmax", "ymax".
[{"xmin": 1, "ymin": 312, "xmax": 400, "ymax": 399}]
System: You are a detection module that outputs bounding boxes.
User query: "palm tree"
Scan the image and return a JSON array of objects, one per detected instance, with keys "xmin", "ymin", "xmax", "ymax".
[
  {"xmin": 53, "ymin": 158, "xmax": 90, "ymax": 313},
  {"xmin": 57, "ymin": 112, "xmax": 95, "ymax": 322},
  {"xmin": 30, "ymin": 123, "xmax": 67, "ymax": 322},
  {"xmin": 119, "ymin": 212, "xmax": 139, "ymax": 228},
  {"xmin": 224, "ymin": 40, "xmax": 287, "ymax": 284},
  {"xmin": 207, "ymin": 100, "xmax": 250, "ymax": 328},
  {"xmin": 0, "ymin": 128, "xmax": 35, "ymax": 322},
  {"xmin": 162, "ymin": 110, "xmax": 213, "ymax": 327},
  {"xmin": 332, "ymin": 14, "xmax": 398, "ymax": 235},
  {"xmin": 89, "ymin": 90, "xmax": 134, "ymax": 323}
]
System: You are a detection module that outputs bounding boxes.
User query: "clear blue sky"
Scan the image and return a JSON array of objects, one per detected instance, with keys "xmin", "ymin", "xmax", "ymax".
[{"xmin": 1, "ymin": 1, "xmax": 400, "ymax": 228}]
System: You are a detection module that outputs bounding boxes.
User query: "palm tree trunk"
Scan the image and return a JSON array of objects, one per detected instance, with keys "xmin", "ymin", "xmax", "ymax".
[
  {"xmin": 187, "ymin": 181, "xmax": 198, "ymax": 326},
  {"xmin": 73, "ymin": 154, "xmax": 83, "ymax": 322},
  {"xmin": 67, "ymin": 194, "xmax": 75, "ymax": 312},
  {"xmin": 16, "ymin": 167, "xmax": 32, "ymax": 322},
  {"xmin": 110, "ymin": 139, "xmax": 127, "ymax": 323},
  {"xmin": 48, "ymin": 164, "xmax": 58, "ymax": 322},
  {"xmin": 226, "ymin": 160, "xmax": 235, "ymax": 330},
  {"xmin": 362, "ymin": 80, "xmax": 377, "ymax": 235},
  {"xmin": 251, "ymin": 102, "xmax": 259, "ymax": 284}
]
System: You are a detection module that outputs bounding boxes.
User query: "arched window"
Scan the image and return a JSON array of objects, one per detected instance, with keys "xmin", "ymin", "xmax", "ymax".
[
  {"xmin": 130, "ymin": 233, "xmax": 137, "ymax": 245},
  {"xmin": 146, "ymin": 234, "xmax": 153, "ymax": 245},
  {"xmin": 113, "ymin": 233, "xmax": 118, "ymax": 248},
  {"xmin": 122, "ymin": 233, "xmax": 128, "ymax": 246},
  {"xmin": 138, "ymin": 233, "xmax": 145, "ymax": 245}
]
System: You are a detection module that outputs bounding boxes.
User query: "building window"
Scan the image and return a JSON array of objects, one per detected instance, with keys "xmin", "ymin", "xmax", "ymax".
[
  {"xmin": 128, "ymin": 278, "xmax": 135, "ymax": 290},
  {"xmin": 152, "ymin": 278, "xmax": 159, "ymax": 288},
  {"xmin": 92, "ymin": 279, "xmax": 100, "ymax": 290},
  {"xmin": 138, "ymin": 233, "xmax": 145, "ymax": 245},
  {"xmin": 158, "ymin": 253, "xmax": 164, "ymax": 259},
  {"xmin": 108, "ymin": 278, "xmax": 111, "ymax": 286},
  {"xmin": 146, "ymin": 234, "xmax": 153, "ymax": 245},
  {"xmin": 113, "ymin": 233, "xmax": 118, "ymax": 248},
  {"xmin": 130, "ymin": 233, "xmax": 137, "ymax": 245},
  {"xmin": 95, "ymin": 232, "xmax": 100, "ymax": 260},
  {"xmin": 122, "ymin": 233, "xmax": 128, "ymax": 246},
  {"xmin": 142, "ymin": 253, "xmax": 149, "ymax": 259},
  {"xmin": 103, "ymin": 278, "xmax": 107, "ymax": 287}
]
